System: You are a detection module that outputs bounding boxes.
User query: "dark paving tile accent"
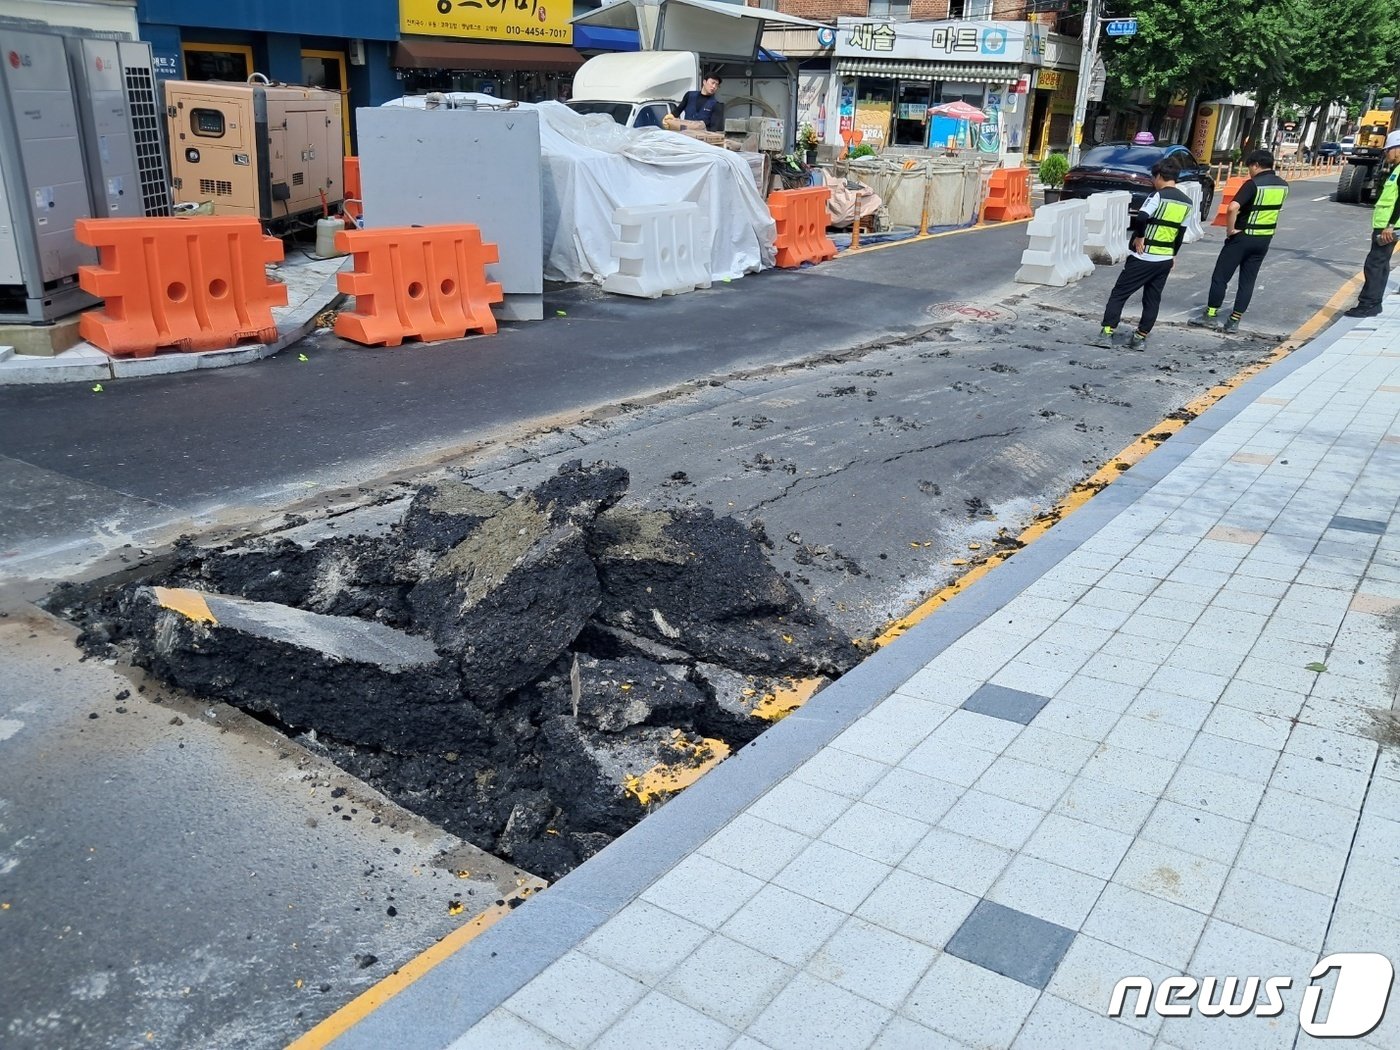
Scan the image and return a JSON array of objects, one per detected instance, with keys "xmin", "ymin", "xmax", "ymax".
[
  {"xmin": 1330, "ymin": 515, "xmax": 1388, "ymax": 535},
  {"xmin": 960, "ymin": 683, "xmax": 1049, "ymax": 725},
  {"xmin": 945, "ymin": 900, "xmax": 1076, "ymax": 990}
]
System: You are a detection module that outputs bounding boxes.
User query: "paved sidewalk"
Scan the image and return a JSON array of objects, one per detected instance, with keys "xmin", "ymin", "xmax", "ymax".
[{"xmin": 332, "ymin": 304, "xmax": 1400, "ymax": 1049}]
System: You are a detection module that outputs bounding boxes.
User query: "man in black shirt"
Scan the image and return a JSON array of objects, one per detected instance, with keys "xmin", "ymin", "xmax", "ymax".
[
  {"xmin": 673, "ymin": 73, "xmax": 724, "ymax": 133},
  {"xmin": 1189, "ymin": 149, "xmax": 1289, "ymax": 333}
]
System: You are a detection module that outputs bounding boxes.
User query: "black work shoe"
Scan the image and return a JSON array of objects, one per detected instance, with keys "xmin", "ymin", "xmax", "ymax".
[
  {"xmin": 1346, "ymin": 306, "xmax": 1381, "ymax": 318},
  {"xmin": 1092, "ymin": 326, "xmax": 1116, "ymax": 348},
  {"xmin": 1188, "ymin": 311, "xmax": 1219, "ymax": 328},
  {"xmin": 1221, "ymin": 316, "xmax": 1241, "ymax": 334}
]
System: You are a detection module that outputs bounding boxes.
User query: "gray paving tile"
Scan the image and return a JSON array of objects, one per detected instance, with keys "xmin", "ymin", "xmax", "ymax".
[
  {"xmin": 944, "ymin": 899, "xmax": 1076, "ymax": 989},
  {"xmin": 821, "ymin": 801, "xmax": 931, "ymax": 867},
  {"xmin": 1113, "ymin": 839, "xmax": 1230, "ymax": 914},
  {"xmin": 697, "ymin": 813, "xmax": 812, "ymax": 882},
  {"xmin": 1022, "ymin": 812, "xmax": 1134, "ymax": 880},
  {"xmin": 809, "ymin": 916, "xmax": 938, "ymax": 1010},
  {"xmin": 1163, "ymin": 764, "xmax": 1266, "ymax": 821},
  {"xmin": 579, "ymin": 899, "xmax": 710, "ymax": 986},
  {"xmin": 748, "ymin": 972, "xmax": 891, "ymax": 1050},
  {"xmin": 656, "ymin": 934, "xmax": 795, "ymax": 1030},
  {"xmin": 830, "ymin": 716, "xmax": 928, "ymax": 766},
  {"xmin": 639, "ymin": 854, "xmax": 765, "ymax": 929},
  {"xmin": 1003, "ymin": 726, "xmax": 1100, "ymax": 775},
  {"xmin": 792, "ymin": 746, "xmax": 891, "ymax": 799},
  {"xmin": 1055, "ymin": 778, "xmax": 1157, "ymax": 835},
  {"xmin": 855, "ymin": 868, "xmax": 979, "ymax": 949},
  {"xmin": 862, "ymin": 766, "xmax": 963, "ymax": 825},
  {"xmin": 745, "ymin": 777, "xmax": 852, "ymax": 837},
  {"xmin": 719, "ymin": 882, "xmax": 847, "ymax": 968},
  {"xmin": 1212, "ymin": 867, "xmax": 1333, "ymax": 951},
  {"xmin": 506, "ymin": 951, "xmax": 648, "ymax": 1047},
  {"xmin": 938, "ymin": 789, "xmax": 1045, "ymax": 851},
  {"xmin": 903, "ymin": 951, "xmax": 1040, "ymax": 1046},
  {"xmin": 446, "ymin": 1009, "xmax": 568, "ymax": 1050},
  {"xmin": 1012, "ymin": 992, "xmax": 1154, "ymax": 1049},
  {"xmin": 900, "ymin": 827, "xmax": 1014, "ymax": 898},
  {"xmin": 1080, "ymin": 882, "xmax": 1208, "ymax": 970},
  {"xmin": 1137, "ymin": 798, "xmax": 1250, "ymax": 866},
  {"xmin": 590, "ymin": 992, "xmax": 734, "ymax": 1050},
  {"xmin": 973, "ymin": 754, "xmax": 1074, "ymax": 810},
  {"xmin": 772, "ymin": 839, "xmax": 892, "ymax": 913},
  {"xmin": 987, "ymin": 853, "xmax": 1107, "ymax": 930},
  {"xmin": 1330, "ymin": 513, "xmax": 1388, "ymax": 534},
  {"xmin": 960, "ymin": 682, "xmax": 1050, "ymax": 725}
]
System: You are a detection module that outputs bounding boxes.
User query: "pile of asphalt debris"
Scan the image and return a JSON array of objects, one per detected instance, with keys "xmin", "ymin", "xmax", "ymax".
[{"xmin": 56, "ymin": 462, "xmax": 859, "ymax": 879}]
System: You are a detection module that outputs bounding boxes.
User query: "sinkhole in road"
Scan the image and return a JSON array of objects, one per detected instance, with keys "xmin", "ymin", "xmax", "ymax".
[{"xmin": 49, "ymin": 461, "xmax": 861, "ymax": 881}]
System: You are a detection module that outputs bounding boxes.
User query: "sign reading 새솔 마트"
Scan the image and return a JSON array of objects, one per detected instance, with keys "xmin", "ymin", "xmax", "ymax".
[{"xmin": 400, "ymin": 0, "xmax": 573, "ymax": 45}]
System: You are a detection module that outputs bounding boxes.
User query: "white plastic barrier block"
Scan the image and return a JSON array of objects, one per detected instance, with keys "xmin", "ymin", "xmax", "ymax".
[
  {"xmin": 1180, "ymin": 181, "xmax": 1205, "ymax": 243},
  {"xmin": 1015, "ymin": 199, "xmax": 1095, "ymax": 287},
  {"xmin": 1084, "ymin": 190, "xmax": 1130, "ymax": 265},
  {"xmin": 602, "ymin": 202, "xmax": 711, "ymax": 299}
]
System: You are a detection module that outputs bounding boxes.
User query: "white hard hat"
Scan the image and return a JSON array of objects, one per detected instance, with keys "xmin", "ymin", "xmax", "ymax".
[{"xmin": 1386, "ymin": 130, "xmax": 1400, "ymax": 150}]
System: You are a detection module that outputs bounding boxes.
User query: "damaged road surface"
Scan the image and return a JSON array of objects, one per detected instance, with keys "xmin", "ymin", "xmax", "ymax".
[{"xmin": 60, "ymin": 462, "xmax": 858, "ymax": 882}]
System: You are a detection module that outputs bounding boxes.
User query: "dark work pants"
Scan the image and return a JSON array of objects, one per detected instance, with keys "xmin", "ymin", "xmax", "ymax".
[
  {"xmin": 1208, "ymin": 234, "xmax": 1271, "ymax": 315},
  {"xmin": 1358, "ymin": 229, "xmax": 1397, "ymax": 310},
  {"xmin": 1101, "ymin": 256, "xmax": 1172, "ymax": 334}
]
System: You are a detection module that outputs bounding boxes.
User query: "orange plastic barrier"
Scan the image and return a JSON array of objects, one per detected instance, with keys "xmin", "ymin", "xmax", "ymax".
[
  {"xmin": 343, "ymin": 157, "xmax": 362, "ymax": 228},
  {"xmin": 75, "ymin": 217, "xmax": 286, "ymax": 358},
  {"xmin": 982, "ymin": 167, "xmax": 1032, "ymax": 222},
  {"xmin": 1212, "ymin": 175, "xmax": 1248, "ymax": 226},
  {"xmin": 768, "ymin": 187, "xmax": 837, "ymax": 268},
  {"xmin": 333, "ymin": 224, "xmax": 503, "ymax": 346}
]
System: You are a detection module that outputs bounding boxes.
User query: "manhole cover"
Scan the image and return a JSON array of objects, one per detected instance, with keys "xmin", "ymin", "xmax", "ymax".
[{"xmin": 926, "ymin": 301, "xmax": 1018, "ymax": 324}]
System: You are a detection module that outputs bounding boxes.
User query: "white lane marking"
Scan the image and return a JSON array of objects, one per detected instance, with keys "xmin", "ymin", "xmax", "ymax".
[
  {"xmin": 0, "ymin": 719, "xmax": 22, "ymax": 742},
  {"xmin": 1313, "ymin": 195, "xmax": 1332, "ymax": 201}
]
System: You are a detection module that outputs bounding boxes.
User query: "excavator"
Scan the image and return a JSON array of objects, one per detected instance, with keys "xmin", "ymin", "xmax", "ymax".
[{"xmin": 1337, "ymin": 107, "xmax": 1398, "ymax": 203}]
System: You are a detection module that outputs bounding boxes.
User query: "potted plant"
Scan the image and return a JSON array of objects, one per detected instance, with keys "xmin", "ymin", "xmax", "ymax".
[
  {"xmin": 1038, "ymin": 152, "xmax": 1069, "ymax": 203},
  {"xmin": 798, "ymin": 123, "xmax": 820, "ymax": 165}
]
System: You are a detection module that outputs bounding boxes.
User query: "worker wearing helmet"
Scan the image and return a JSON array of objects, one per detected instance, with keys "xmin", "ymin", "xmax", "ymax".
[
  {"xmin": 1346, "ymin": 129, "xmax": 1400, "ymax": 317},
  {"xmin": 1133, "ymin": 131, "xmax": 1156, "ymax": 146}
]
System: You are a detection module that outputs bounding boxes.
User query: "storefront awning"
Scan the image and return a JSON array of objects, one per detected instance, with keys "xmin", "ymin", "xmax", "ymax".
[
  {"xmin": 835, "ymin": 58, "xmax": 1020, "ymax": 81},
  {"xmin": 392, "ymin": 39, "xmax": 586, "ymax": 71}
]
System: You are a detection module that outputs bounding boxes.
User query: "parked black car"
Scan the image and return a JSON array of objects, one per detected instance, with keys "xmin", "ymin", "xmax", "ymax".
[
  {"xmin": 1060, "ymin": 143, "xmax": 1216, "ymax": 220},
  {"xmin": 1315, "ymin": 141, "xmax": 1344, "ymax": 163}
]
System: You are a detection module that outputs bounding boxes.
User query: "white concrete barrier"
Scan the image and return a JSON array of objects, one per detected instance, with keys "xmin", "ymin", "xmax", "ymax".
[
  {"xmin": 1015, "ymin": 199, "xmax": 1095, "ymax": 287},
  {"xmin": 1180, "ymin": 181, "xmax": 1205, "ymax": 243},
  {"xmin": 602, "ymin": 203, "xmax": 711, "ymax": 299},
  {"xmin": 1084, "ymin": 191, "xmax": 1130, "ymax": 265}
]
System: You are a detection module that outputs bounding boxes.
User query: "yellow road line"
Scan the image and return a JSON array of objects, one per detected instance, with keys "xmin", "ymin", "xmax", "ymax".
[
  {"xmin": 286, "ymin": 902, "xmax": 515, "ymax": 1049},
  {"xmin": 873, "ymin": 270, "xmax": 1363, "ymax": 647}
]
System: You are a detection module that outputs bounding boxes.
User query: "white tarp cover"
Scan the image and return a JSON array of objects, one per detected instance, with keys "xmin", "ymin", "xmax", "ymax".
[{"xmin": 381, "ymin": 98, "xmax": 774, "ymax": 284}]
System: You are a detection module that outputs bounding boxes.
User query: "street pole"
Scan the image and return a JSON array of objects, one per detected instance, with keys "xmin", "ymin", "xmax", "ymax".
[{"xmin": 1068, "ymin": 0, "xmax": 1098, "ymax": 166}]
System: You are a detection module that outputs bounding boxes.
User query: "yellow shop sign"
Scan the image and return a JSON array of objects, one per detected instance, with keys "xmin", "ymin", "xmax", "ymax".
[{"xmin": 400, "ymin": 0, "xmax": 573, "ymax": 44}]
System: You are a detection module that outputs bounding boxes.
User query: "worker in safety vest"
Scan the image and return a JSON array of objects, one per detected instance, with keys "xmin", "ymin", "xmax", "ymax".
[
  {"xmin": 1346, "ymin": 130, "xmax": 1400, "ymax": 318},
  {"xmin": 1096, "ymin": 155, "xmax": 1194, "ymax": 349},
  {"xmin": 1189, "ymin": 148, "xmax": 1289, "ymax": 333}
]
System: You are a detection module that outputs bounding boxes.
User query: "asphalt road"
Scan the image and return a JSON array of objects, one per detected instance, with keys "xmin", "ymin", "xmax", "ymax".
[{"xmin": 0, "ymin": 177, "xmax": 1377, "ymax": 1047}]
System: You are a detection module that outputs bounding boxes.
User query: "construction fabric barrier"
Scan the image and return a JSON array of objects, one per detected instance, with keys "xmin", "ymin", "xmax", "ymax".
[
  {"xmin": 982, "ymin": 167, "xmax": 1033, "ymax": 222},
  {"xmin": 602, "ymin": 202, "xmax": 712, "ymax": 298},
  {"xmin": 1213, "ymin": 176, "xmax": 1248, "ymax": 227},
  {"xmin": 334, "ymin": 224, "xmax": 503, "ymax": 346},
  {"xmin": 768, "ymin": 187, "xmax": 837, "ymax": 268},
  {"xmin": 1180, "ymin": 182, "xmax": 1205, "ymax": 243},
  {"xmin": 1015, "ymin": 199, "xmax": 1095, "ymax": 287},
  {"xmin": 1083, "ymin": 191, "xmax": 1130, "ymax": 265},
  {"xmin": 845, "ymin": 157, "xmax": 985, "ymax": 229},
  {"xmin": 75, "ymin": 216, "xmax": 287, "ymax": 358}
]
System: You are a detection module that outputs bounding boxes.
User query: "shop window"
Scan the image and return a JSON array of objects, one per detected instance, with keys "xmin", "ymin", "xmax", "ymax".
[
  {"xmin": 947, "ymin": 0, "xmax": 964, "ymax": 18},
  {"xmin": 182, "ymin": 43, "xmax": 253, "ymax": 82},
  {"xmin": 854, "ymin": 79, "xmax": 894, "ymax": 148},
  {"xmin": 869, "ymin": 0, "xmax": 911, "ymax": 17}
]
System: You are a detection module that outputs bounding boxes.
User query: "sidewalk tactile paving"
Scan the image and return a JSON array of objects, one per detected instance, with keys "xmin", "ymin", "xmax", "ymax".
[
  {"xmin": 944, "ymin": 899, "xmax": 1076, "ymax": 989},
  {"xmin": 960, "ymin": 683, "xmax": 1050, "ymax": 724}
]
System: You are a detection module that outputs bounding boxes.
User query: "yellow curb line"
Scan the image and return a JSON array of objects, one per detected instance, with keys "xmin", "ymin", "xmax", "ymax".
[
  {"xmin": 286, "ymin": 903, "xmax": 515, "ymax": 1050},
  {"xmin": 873, "ymin": 270, "xmax": 1364, "ymax": 648},
  {"xmin": 285, "ymin": 268, "xmax": 1365, "ymax": 1050}
]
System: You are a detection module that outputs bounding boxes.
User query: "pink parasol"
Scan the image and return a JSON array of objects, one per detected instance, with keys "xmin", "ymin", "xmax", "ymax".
[{"xmin": 927, "ymin": 101, "xmax": 987, "ymax": 123}]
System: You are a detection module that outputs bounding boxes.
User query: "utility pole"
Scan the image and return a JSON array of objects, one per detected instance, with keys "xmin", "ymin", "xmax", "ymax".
[{"xmin": 1068, "ymin": 0, "xmax": 1099, "ymax": 166}]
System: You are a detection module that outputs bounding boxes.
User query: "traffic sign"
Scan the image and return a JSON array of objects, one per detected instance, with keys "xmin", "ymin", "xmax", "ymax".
[{"xmin": 1106, "ymin": 18, "xmax": 1138, "ymax": 36}]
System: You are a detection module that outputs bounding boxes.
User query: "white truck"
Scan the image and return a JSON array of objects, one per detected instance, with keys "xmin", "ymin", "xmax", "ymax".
[{"xmin": 566, "ymin": 51, "xmax": 700, "ymax": 130}]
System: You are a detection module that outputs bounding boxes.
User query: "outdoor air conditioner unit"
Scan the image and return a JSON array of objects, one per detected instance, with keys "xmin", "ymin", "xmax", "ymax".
[{"xmin": 348, "ymin": 39, "xmax": 366, "ymax": 66}]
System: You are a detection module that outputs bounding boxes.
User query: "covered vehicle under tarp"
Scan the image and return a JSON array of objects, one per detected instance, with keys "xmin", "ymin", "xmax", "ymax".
[{"xmin": 378, "ymin": 97, "xmax": 774, "ymax": 285}]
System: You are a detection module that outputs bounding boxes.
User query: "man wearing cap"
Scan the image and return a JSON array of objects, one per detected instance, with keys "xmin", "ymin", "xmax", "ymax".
[
  {"xmin": 1189, "ymin": 149, "xmax": 1289, "ymax": 333},
  {"xmin": 1346, "ymin": 129, "xmax": 1400, "ymax": 318}
]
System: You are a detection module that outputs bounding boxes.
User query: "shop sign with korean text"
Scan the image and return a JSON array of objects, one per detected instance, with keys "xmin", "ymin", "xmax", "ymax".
[
  {"xmin": 835, "ymin": 18, "xmax": 1045, "ymax": 63},
  {"xmin": 400, "ymin": 0, "xmax": 573, "ymax": 44}
]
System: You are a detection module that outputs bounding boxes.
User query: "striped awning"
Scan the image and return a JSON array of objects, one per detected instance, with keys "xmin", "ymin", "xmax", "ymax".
[{"xmin": 835, "ymin": 58, "xmax": 1020, "ymax": 82}]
